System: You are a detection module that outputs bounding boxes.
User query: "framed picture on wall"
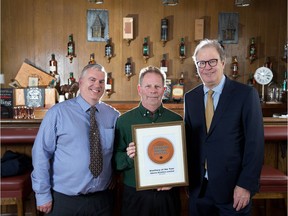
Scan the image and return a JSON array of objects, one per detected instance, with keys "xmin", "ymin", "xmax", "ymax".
[
  {"xmin": 218, "ymin": 12, "xmax": 239, "ymax": 44},
  {"xmin": 87, "ymin": 9, "xmax": 109, "ymax": 42}
]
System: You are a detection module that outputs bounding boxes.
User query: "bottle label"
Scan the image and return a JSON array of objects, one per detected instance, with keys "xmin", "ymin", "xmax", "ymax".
[
  {"xmin": 105, "ymin": 46, "xmax": 112, "ymax": 56},
  {"xmin": 143, "ymin": 47, "xmax": 149, "ymax": 56},
  {"xmin": 68, "ymin": 45, "xmax": 73, "ymax": 55},
  {"xmin": 50, "ymin": 66, "xmax": 56, "ymax": 72},
  {"xmin": 160, "ymin": 66, "xmax": 168, "ymax": 73},
  {"xmin": 125, "ymin": 65, "xmax": 132, "ymax": 75},
  {"xmin": 180, "ymin": 46, "xmax": 185, "ymax": 56},
  {"xmin": 172, "ymin": 85, "xmax": 184, "ymax": 100},
  {"xmin": 106, "ymin": 84, "xmax": 112, "ymax": 90}
]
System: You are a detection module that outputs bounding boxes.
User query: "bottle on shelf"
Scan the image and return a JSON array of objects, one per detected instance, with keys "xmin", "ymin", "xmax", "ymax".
[
  {"xmin": 125, "ymin": 58, "xmax": 132, "ymax": 80},
  {"xmin": 49, "ymin": 54, "xmax": 60, "ymax": 93},
  {"xmin": 142, "ymin": 37, "xmax": 149, "ymax": 62},
  {"xmin": 281, "ymin": 71, "xmax": 287, "ymax": 103},
  {"xmin": 179, "ymin": 72, "xmax": 184, "ymax": 85},
  {"xmin": 264, "ymin": 57, "xmax": 273, "ymax": 71},
  {"xmin": 172, "ymin": 72, "xmax": 184, "ymax": 103},
  {"xmin": 282, "ymin": 71, "xmax": 287, "ymax": 92},
  {"xmin": 66, "ymin": 34, "xmax": 76, "ymax": 63},
  {"xmin": 88, "ymin": 53, "xmax": 96, "ymax": 64},
  {"xmin": 283, "ymin": 42, "xmax": 288, "ymax": 62},
  {"xmin": 163, "ymin": 78, "xmax": 172, "ymax": 103},
  {"xmin": 68, "ymin": 72, "xmax": 76, "ymax": 85},
  {"xmin": 160, "ymin": 54, "xmax": 168, "ymax": 74},
  {"xmin": 105, "ymin": 38, "xmax": 113, "ymax": 62},
  {"xmin": 179, "ymin": 38, "xmax": 186, "ymax": 63},
  {"xmin": 49, "ymin": 54, "xmax": 58, "ymax": 76},
  {"xmin": 247, "ymin": 72, "xmax": 255, "ymax": 87},
  {"xmin": 160, "ymin": 18, "xmax": 168, "ymax": 46},
  {"xmin": 231, "ymin": 56, "xmax": 239, "ymax": 79},
  {"xmin": 106, "ymin": 72, "xmax": 113, "ymax": 97},
  {"xmin": 249, "ymin": 37, "xmax": 257, "ymax": 63}
]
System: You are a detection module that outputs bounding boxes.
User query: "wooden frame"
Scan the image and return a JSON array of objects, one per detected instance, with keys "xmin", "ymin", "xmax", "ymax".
[{"xmin": 132, "ymin": 121, "xmax": 188, "ymax": 191}]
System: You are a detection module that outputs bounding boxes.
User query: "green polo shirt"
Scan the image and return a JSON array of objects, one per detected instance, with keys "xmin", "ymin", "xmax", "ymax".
[{"xmin": 114, "ymin": 102, "xmax": 183, "ymax": 188}]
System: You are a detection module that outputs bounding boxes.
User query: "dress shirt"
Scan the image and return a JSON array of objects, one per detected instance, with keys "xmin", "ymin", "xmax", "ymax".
[
  {"xmin": 203, "ymin": 75, "xmax": 225, "ymax": 179},
  {"xmin": 203, "ymin": 75, "xmax": 226, "ymax": 109},
  {"xmin": 31, "ymin": 95, "xmax": 120, "ymax": 206}
]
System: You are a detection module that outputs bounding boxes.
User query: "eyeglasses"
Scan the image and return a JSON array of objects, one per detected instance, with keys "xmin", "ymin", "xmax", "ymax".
[{"xmin": 196, "ymin": 59, "xmax": 218, "ymax": 69}]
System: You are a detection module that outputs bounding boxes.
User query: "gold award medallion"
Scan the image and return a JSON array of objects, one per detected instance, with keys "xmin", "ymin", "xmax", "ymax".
[{"xmin": 148, "ymin": 138, "xmax": 174, "ymax": 164}]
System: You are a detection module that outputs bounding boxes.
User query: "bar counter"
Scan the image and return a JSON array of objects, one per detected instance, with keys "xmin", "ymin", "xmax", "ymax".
[{"xmin": 1, "ymin": 101, "xmax": 287, "ymax": 174}]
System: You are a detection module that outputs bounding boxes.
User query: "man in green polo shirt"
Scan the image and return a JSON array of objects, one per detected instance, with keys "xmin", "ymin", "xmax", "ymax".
[{"xmin": 114, "ymin": 66, "xmax": 183, "ymax": 216}]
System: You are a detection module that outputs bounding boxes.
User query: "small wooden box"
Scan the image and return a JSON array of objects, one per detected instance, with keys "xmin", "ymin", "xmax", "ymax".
[{"xmin": 15, "ymin": 62, "xmax": 55, "ymax": 88}]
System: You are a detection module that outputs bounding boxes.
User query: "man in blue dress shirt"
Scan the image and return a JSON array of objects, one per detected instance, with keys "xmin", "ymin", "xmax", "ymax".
[{"xmin": 31, "ymin": 64, "xmax": 120, "ymax": 215}]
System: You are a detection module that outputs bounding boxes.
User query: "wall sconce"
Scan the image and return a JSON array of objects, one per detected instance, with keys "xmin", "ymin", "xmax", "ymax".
[
  {"xmin": 0, "ymin": 74, "xmax": 5, "ymax": 85},
  {"xmin": 88, "ymin": 0, "xmax": 104, "ymax": 4},
  {"xmin": 235, "ymin": 0, "xmax": 250, "ymax": 7},
  {"xmin": 162, "ymin": 0, "xmax": 178, "ymax": 6}
]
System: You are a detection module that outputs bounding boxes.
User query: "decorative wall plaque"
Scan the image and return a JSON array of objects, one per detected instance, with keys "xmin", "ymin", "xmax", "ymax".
[
  {"xmin": 218, "ymin": 12, "xmax": 239, "ymax": 44},
  {"xmin": 87, "ymin": 9, "xmax": 109, "ymax": 42}
]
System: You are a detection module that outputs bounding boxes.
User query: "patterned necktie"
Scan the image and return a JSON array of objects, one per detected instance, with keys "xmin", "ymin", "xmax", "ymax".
[
  {"xmin": 89, "ymin": 106, "xmax": 103, "ymax": 177},
  {"xmin": 205, "ymin": 90, "xmax": 214, "ymax": 132}
]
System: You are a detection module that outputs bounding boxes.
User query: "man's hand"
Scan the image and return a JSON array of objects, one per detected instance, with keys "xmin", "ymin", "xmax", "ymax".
[
  {"xmin": 233, "ymin": 185, "xmax": 250, "ymax": 211},
  {"xmin": 37, "ymin": 201, "xmax": 52, "ymax": 214},
  {"xmin": 126, "ymin": 142, "xmax": 136, "ymax": 159},
  {"xmin": 157, "ymin": 187, "xmax": 172, "ymax": 191}
]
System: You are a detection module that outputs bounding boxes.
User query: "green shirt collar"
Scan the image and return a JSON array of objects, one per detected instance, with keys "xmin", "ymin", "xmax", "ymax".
[{"xmin": 139, "ymin": 102, "xmax": 164, "ymax": 118}]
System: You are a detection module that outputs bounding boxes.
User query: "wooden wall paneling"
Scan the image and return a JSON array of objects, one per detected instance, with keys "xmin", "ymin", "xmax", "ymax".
[
  {"xmin": 277, "ymin": 141, "xmax": 287, "ymax": 174},
  {"xmin": 1, "ymin": 0, "xmax": 287, "ymax": 102}
]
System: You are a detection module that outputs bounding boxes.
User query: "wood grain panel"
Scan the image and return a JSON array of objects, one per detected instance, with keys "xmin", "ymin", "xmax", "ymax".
[{"xmin": 1, "ymin": 0, "xmax": 287, "ymax": 102}]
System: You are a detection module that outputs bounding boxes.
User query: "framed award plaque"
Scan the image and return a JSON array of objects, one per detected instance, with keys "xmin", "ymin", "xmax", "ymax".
[{"xmin": 132, "ymin": 121, "xmax": 188, "ymax": 191}]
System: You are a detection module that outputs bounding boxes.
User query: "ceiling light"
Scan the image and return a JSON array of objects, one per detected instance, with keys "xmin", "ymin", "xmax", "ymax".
[
  {"xmin": 235, "ymin": 0, "xmax": 250, "ymax": 7},
  {"xmin": 88, "ymin": 0, "xmax": 104, "ymax": 4},
  {"xmin": 162, "ymin": 0, "xmax": 178, "ymax": 6}
]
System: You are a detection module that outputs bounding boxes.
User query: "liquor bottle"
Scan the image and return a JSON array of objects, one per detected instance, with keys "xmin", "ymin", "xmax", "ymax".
[
  {"xmin": 247, "ymin": 72, "xmax": 255, "ymax": 87},
  {"xmin": 282, "ymin": 71, "xmax": 287, "ymax": 92},
  {"xmin": 125, "ymin": 58, "xmax": 132, "ymax": 78},
  {"xmin": 264, "ymin": 57, "xmax": 273, "ymax": 70},
  {"xmin": 161, "ymin": 19, "xmax": 168, "ymax": 42},
  {"xmin": 68, "ymin": 72, "xmax": 76, "ymax": 85},
  {"xmin": 231, "ymin": 56, "xmax": 239, "ymax": 78},
  {"xmin": 67, "ymin": 35, "xmax": 75, "ymax": 57},
  {"xmin": 105, "ymin": 38, "xmax": 113, "ymax": 58},
  {"xmin": 160, "ymin": 54, "xmax": 168, "ymax": 74},
  {"xmin": 66, "ymin": 34, "xmax": 76, "ymax": 63},
  {"xmin": 283, "ymin": 42, "xmax": 288, "ymax": 61},
  {"xmin": 49, "ymin": 54, "xmax": 58, "ymax": 76},
  {"xmin": 172, "ymin": 73, "xmax": 184, "ymax": 102},
  {"xmin": 163, "ymin": 78, "xmax": 172, "ymax": 102},
  {"xmin": 106, "ymin": 72, "xmax": 113, "ymax": 95},
  {"xmin": 281, "ymin": 71, "xmax": 287, "ymax": 103},
  {"xmin": 179, "ymin": 72, "xmax": 184, "ymax": 85},
  {"xmin": 249, "ymin": 37, "xmax": 256, "ymax": 63},
  {"xmin": 88, "ymin": 53, "xmax": 96, "ymax": 64},
  {"xmin": 142, "ymin": 37, "xmax": 149, "ymax": 57},
  {"xmin": 179, "ymin": 38, "xmax": 186, "ymax": 58}
]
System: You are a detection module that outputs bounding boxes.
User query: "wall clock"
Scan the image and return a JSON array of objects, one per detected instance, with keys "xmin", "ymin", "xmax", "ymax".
[{"xmin": 254, "ymin": 66, "xmax": 273, "ymax": 102}]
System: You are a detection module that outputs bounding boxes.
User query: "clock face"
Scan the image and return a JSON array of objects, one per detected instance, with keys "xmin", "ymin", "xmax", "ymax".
[{"xmin": 254, "ymin": 67, "xmax": 273, "ymax": 85}]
